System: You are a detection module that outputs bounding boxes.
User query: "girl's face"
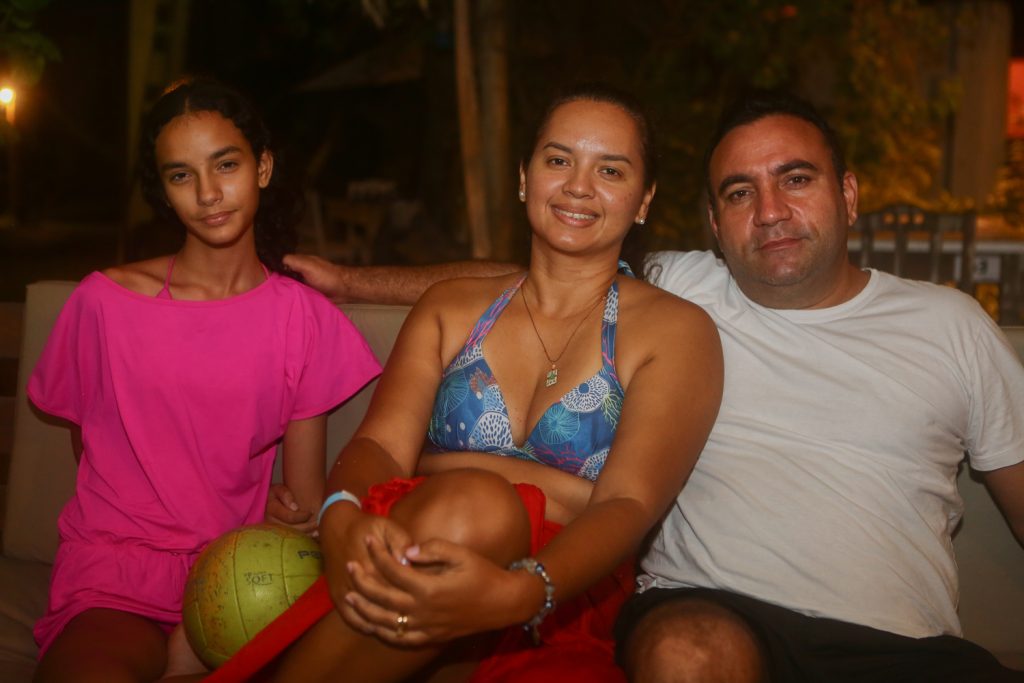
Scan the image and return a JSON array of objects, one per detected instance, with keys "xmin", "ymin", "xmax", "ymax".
[
  {"xmin": 155, "ymin": 111, "xmax": 273, "ymax": 251},
  {"xmin": 519, "ymin": 99, "xmax": 655, "ymax": 259}
]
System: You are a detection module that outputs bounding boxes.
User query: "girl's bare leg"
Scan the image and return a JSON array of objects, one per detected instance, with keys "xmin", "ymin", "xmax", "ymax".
[
  {"xmin": 161, "ymin": 623, "xmax": 208, "ymax": 678},
  {"xmin": 270, "ymin": 469, "xmax": 533, "ymax": 683},
  {"xmin": 34, "ymin": 608, "xmax": 168, "ymax": 683}
]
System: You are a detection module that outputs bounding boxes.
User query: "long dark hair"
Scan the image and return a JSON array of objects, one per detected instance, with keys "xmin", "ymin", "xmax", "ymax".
[
  {"xmin": 524, "ymin": 83, "xmax": 658, "ymax": 279},
  {"xmin": 138, "ymin": 77, "xmax": 302, "ymax": 277}
]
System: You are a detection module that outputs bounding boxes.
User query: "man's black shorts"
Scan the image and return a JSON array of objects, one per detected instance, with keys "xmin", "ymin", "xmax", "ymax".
[{"xmin": 614, "ymin": 586, "xmax": 1024, "ymax": 682}]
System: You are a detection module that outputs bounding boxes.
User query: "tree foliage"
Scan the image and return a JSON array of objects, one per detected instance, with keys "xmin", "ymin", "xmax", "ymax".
[
  {"xmin": 989, "ymin": 139, "xmax": 1024, "ymax": 228},
  {"xmin": 0, "ymin": 0, "xmax": 60, "ymax": 87},
  {"xmin": 192, "ymin": 0, "xmax": 962, "ymax": 254},
  {"xmin": 508, "ymin": 0, "xmax": 956, "ymax": 249},
  {"xmin": 0, "ymin": 0, "xmax": 60, "ymax": 143}
]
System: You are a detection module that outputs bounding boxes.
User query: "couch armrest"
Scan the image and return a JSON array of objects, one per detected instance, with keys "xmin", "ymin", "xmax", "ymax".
[
  {"xmin": 1002, "ymin": 326, "xmax": 1023, "ymax": 360},
  {"xmin": 3, "ymin": 282, "xmax": 79, "ymax": 563}
]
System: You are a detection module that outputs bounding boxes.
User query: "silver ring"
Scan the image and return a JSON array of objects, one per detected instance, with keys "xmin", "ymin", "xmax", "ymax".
[{"xmin": 395, "ymin": 613, "xmax": 409, "ymax": 637}]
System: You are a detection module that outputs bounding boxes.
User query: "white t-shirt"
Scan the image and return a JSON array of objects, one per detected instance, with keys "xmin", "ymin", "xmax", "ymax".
[{"xmin": 641, "ymin": 250, "xmax": 1024, "ymax": 639}]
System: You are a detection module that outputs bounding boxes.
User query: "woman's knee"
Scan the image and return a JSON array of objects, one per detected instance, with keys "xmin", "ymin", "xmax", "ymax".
[{"xmin": 392, "ymin": 469, "xmax": 532, "ymax": 563}]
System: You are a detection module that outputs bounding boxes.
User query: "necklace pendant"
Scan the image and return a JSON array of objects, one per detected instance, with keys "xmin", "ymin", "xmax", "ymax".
[{"xmin": 545, "ymin": 367, "xmax": 558, "ymax": 387}]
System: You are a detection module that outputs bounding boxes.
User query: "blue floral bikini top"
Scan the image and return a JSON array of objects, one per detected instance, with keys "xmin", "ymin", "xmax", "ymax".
[{"xmin": 427, "ymin": 273, "xmax": 626, "ymax": 481}]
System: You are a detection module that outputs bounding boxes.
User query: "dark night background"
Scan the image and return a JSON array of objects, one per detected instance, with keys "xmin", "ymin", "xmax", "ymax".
[{"xmin": 1, "ymin": 0, "xmax": 1023, "ymax": 300}]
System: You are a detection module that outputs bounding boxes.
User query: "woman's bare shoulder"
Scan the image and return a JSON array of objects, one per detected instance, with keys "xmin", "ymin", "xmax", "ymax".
[
  {"xmin": 615, "ymin": 276, "xmax": 721, "ymax": 386},
  {"xmin": 618, "ymin": 276, "xmax": 712, "ymax": 326},
  {"xmin": 418, "ymin": 271, "xmax": 526, "ymax": 311},
  {"xmin": 617, "ymin": 276, "xmax": 719, "ymax": 361},
  {"xmin": 102, "ymin": 256, "xmax": 173, "ymax": 296}
]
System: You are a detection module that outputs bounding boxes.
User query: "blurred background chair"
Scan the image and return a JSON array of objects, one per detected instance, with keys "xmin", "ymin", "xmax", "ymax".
[{"xmin": 852, "ymin": 204, "xmax": 977, "ymax": 293}]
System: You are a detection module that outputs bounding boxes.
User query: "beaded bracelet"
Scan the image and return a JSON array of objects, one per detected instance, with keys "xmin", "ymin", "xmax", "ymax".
[
  {"xmin": 317, "ymin": 490, "xmax": 361, "ymax": 526},
  {"xmin": 508, "ymin": 557, "xmax": 556, "ymax": 645}
]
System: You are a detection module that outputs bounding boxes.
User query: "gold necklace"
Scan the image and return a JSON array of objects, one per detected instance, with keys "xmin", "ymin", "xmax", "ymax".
[{"xmin": 520, "ymin": 281, "xmax": 607, "ymax": 387}]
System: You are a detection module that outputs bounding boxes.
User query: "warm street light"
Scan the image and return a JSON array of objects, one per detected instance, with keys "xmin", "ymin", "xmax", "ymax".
[
  {"xmin": 0, "ymin": 85, "xmax": 16, "ymax": 226},
  {"xmin": 0, "ymin": 86, "xmax": 14, "ymax": 125}
]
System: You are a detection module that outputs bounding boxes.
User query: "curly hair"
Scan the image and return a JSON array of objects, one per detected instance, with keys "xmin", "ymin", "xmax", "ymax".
[{"xmin": 137, "ymin": 77, "xmax": 303, "ymax": 277}]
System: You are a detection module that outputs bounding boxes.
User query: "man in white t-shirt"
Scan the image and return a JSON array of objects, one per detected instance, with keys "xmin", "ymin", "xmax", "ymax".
[
  {"xmin": 607, "ymin": 92, "xmax": 1024, "ymax": 683},
  {"xmin": 280, "ymin": 91, "xmax": 1024, "ymax": 681}
]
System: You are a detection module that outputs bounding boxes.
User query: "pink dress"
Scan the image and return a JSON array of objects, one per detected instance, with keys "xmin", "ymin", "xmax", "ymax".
[{"xmin": 27, "ymin": 270, "xmax": 381, "ymax": 655}]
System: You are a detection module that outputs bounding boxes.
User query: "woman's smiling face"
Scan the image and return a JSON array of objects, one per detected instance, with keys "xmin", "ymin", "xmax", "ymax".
[{"xmin": 520, "ymin": 99, "xmax": 655, "ymax": 259}]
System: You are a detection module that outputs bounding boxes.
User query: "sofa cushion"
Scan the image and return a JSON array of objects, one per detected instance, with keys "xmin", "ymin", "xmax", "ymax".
[
  {"xmin": 1003, "ymin": 326, "xmax": 1024, "ymax": 360},
  {"xmin": 0, "ymin": 556, "xmax": 51, "ymax": 677},
  {"xmin": 268, "ymin": 303, "xmax": 410, "ymax": 482},
  {"xmin": 316, "ymin": 304, "xmax": 409, "ymax": 466},
  {"xmin": 3, "ymin": 282, "xmax": 78, "ymax": 564},
  {"xmin": 2, "ymin": 281, "xmax": 1021, "ymax": 677},
  {"xmin": 954, "ymin": 467, "xmax": 1024, "ymax": 669}
]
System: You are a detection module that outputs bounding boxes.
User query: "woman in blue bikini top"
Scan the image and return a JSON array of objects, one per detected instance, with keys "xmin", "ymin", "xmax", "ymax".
[
  {"xmin": 260, "ymin": 84, "xmax": 724, "ymax": 681},
  {"xmin": 427, "ymin": 266, "xmax": 630, "ymax": 482}
]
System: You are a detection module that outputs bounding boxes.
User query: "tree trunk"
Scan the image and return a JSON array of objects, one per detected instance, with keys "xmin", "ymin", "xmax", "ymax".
[
  {"xmin": 477, "ymin": 0, "xmax": 513, "ymax": 261},
  {"xmin": 122, "ymin": 0, "xmax": 190, "ymax": 262},
  {"xmin": 454, "ymin": 0, "xmax": 492, "ymax": 258}
]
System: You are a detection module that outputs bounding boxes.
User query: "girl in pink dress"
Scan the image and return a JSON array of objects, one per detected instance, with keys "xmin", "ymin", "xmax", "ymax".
[{"xmin": 28, "ymin": 78, "xmax": 381, "ymax": 682}]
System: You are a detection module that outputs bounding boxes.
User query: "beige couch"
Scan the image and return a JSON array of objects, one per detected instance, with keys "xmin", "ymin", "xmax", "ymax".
[{"xmin": 1, "ymin": 280, "xmax": 1022, "ymax": 681}]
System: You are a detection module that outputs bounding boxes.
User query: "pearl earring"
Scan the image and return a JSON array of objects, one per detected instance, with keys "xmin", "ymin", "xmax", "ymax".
[
  {"xmin": 519, "ymin": 189, "xmax": 526, "ymax": 201},
  {"xmin": 637, "ymin": 217, "xmax": 646, "ymax": 225}
]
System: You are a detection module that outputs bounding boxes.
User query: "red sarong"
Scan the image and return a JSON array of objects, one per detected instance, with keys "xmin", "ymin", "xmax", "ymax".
[{"xmin": 207, "ymin": 477, "xmax": 630, "ymax": 682}]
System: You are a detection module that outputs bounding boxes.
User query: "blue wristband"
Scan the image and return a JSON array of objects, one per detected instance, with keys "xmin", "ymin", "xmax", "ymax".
[{"xmin": 317, "ymin": 490, "xmax": 361, "ymax": 526}]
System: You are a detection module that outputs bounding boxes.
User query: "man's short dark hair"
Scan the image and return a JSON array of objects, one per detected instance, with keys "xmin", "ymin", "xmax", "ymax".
[{"xmin": 703, "ymin": 90, "xmax": 848, "ymax": 204}]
